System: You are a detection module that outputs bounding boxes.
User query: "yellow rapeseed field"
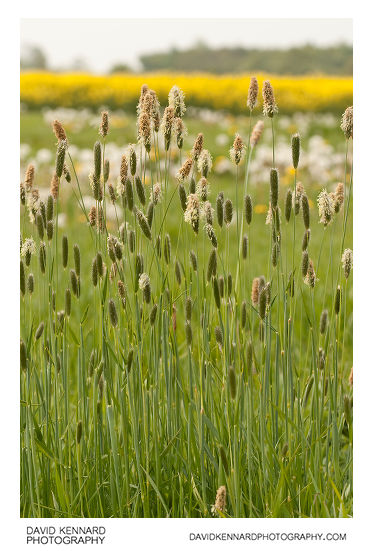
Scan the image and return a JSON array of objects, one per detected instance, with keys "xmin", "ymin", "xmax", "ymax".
[{"xmin": 20, "ymin": 72, "xmax": 352, "ymax": 114}]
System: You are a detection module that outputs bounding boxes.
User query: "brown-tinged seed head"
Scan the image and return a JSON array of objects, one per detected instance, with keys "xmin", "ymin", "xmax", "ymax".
[
  {"xmin": 251, "ymin": 277, "xmax": 260, "ymax": 306},
  {"xmin": 341, "ymin": 106, "xmax": 353, "ymax": 139},
  {"xmin": 52, "ymin": 120, "xmax": 67, "ymax": 142},
  {"xmin": 304, "ymin": 259, "xmax": 316, "ymax": 288},
  {"xmin": 120, "ymin": 155, "xmax": 128, "ymax": 184},
  {"xmin": 176, "ymin": 158, "xmax": 193, "ymax": 182},
  {"xmin": 150, "ymin": 303, "xmax": 158, "ymax": 326},
  {"xmin": 99, "ymin": 111, "xmax": 109, "ymax": 137},
  {"xmin": 212, "ymin": 486, "xmax": 227, "ymax": 516},
  {"xmin": 192, "ymin": 133, "xmax": 204, "ymax": 161},
  {"xmin": 333, "ymin": 182, "xmax": 344, "ymax": 213},
  {"xmin": 262, "ymin": 80, "xmax": 278, "ymax": 118},
  {"xmin": 56, "ymin": 140, "xmax": 67, "ymax": 178},
  {"xmin": 24, "ymin": 164, "xmax": 35, "ymax": 192},
  {"xmin": 247, "ymin": 77, "xmax": 259, "ymax": 111},
  {"xmin": 341, "ymin": 248, "xmax": 353, "ymax": 279},
  {"xmin": 229, "ymin": 134, "xmax": 246, "ymax": 165},
  {"xmin": 349, "ymin": 366, "xmax": 353, "ymax": 386},
  {"xmin": 250, "ymin": 120, "xmax": 264, "ymax": 147},
  {"xmin": 88, "ymin": 205, "xmax": 97, "ymax": 227}
]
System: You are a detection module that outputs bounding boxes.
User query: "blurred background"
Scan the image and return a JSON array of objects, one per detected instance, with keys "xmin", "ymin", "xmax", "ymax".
[{"xmin": 20, "ymin": 18, "xmax": 353, "ymax": 229}]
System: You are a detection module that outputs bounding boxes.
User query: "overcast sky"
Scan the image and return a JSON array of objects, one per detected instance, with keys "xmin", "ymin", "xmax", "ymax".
[{"xmin": 20, "ymin": 18, "xmax": 353, "ymax": 73}]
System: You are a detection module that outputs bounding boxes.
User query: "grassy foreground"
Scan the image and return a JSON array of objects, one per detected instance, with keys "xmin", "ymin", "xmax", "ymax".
[{"xmin": 20, "ymin": 82, "xmax": 353, "ymax": 518}]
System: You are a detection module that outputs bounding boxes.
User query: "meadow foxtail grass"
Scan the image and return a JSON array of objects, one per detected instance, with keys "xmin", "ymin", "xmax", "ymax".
[{"xmin": 20, "ymin": 82, "xmax": 353, "ymax": 518}]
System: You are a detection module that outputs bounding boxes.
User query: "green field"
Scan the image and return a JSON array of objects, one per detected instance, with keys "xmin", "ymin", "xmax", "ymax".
[{"xmin": 20, "ymin": 96, "xmax": 353, "ymax": 518}]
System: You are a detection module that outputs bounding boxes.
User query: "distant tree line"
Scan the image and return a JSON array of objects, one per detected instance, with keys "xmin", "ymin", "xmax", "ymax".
[{"xmin": 139, "ymin": 42, "xmax": 352, "ymax": 75}]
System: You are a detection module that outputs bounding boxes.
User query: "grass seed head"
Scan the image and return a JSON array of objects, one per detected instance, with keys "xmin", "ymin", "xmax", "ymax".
[
  {"xmin": 70, "ymin": 269, "xmax": 79, "ymax": 297},
  {"xmin": 27, "ymin": 273, "xmax": 34, "ymax": 295},
  {"xmin": 56, "ymin": 140, "xmax": 67, "ymax": 178},
  {"xmin": 24, "ymin": 163, "xmax": 35, "ymax": 192},
  {"xmin": 150, "ymin": 303, "xmax": 158, "ymax": 326},
  {"xmin": 99, "ymin": 110, "xmax": 109, "ymax": 138},
  {"xmin": 317, "ymin": 189, "xmax": 334, "ymax": 227},
  {"xmin": 302, "ymin": 250, "xmax": 309, "ymax": 278},
  {"xmin": 178, "ymin": 184, "xmax": 187, "ymax": 211},
  {"xmin": 91, "ymin": 257, "xmax": 98, "ymax": 287},
  {"xmin": 224, "ymin": 198, "xmax": 233, "ymax": 226},
  {"xmin": 215, "ymin": 326, "xmax": 223, "ymax": 348},
  {"xmin": 52, "ymin": 120, "xmax": 67, "ymax": 142},
  {"xmin": 285, "ymin": 189, "xmax": 292, "ymax": 222},
  {"xmin": 250, "ymin": 120, "xmax": 264, "ymax": 147},
  {"xmin": 135, "ymin": 176, "xmax": 146, "ymax": 205},
  {"xmin": 244, "ymin": 194, "xmax": 253, "ymax": 225},
  {"xmin": 320, "ymin": 309, "xmax": 328, "ymax": 334},
  {"xmin": 341, "ymin": 248, "xmax": 353, "ymax": 279},
  {"xmin": 247, "ymin": 76, "xmax": 259, "ymax": 111},
  {"xmin": 207, "ymin": 248, "xmax": 217, "ymax": 282},
  {"xmin": 229, "ymin": 133, "xmax": 246, "ymax": 165},
  {"xmin": 335, "ymin": 285, "xmax": 341, "ymax": 315},
  {"xmin": 108, "ymin": 298, "xmax": 118, "ymax": 327},
  {"xmin": 212, "ymin": 486, "xmax": 227, "ymax": 516},
  {"xmin": 189, "ymin": 250, "xmax": 197, "ymax": 271},
  {"xmin": 341, "ymin": 106, "xmax": 353, "ymax": 139},
  {"xmin": 35, "ymin": 322, "xmax": 44, "ymax": 341},
  {"xmin": 213, "ymin": 277, "xmax": 221, "ymax": 309},
  {"xmin": 270, "ymin": 168, "xmax": 279, "ymax": 208},
  {"xmin": 192, "ymin": 133, "xmax": 204, "ymax": 161},
  {"xmin": 20, "ymin": 260, "xmax": 25, "ymax": 296},
  {"xmin": 302, "ymin": 229, "xmax": 311, "ymax": 251},
  {"xmin": 76, "ymin": 421, "xmax": 83, "ymax": 445},
  {"xmin": 291, "ymin": 133, "xmax": 301, "ymax": 169},
  {"xmin": 216, "ymin": 195, "xmax": 224, "ymax": 227},
  {"xmin": 301, "ymin": 193, "xmax": 310, "ymax": 229},
  {"xmin": 185, "ymin": 320, "xmax": 193, "ymax": 346},
  {"xmin": 62, "ymin": 235, "xmax": 68, "ymax": 268},
  {"xmin": 262, "ymin": 80, "xmax": 278, "ymax": 118},
  {"xmin": 65, "ymin": 288, "xmax": 71, "ymax": 316},
  {"xmin": 242, "ymin": 234, "xmax": 248, "ymax": 259},
  {"xmin": 39, "ymin": 242, "xmax": 46, "ymax": 274},
  {"xmin": 197, "ymin": 149, "xmax": 213, "ymax": 178}
]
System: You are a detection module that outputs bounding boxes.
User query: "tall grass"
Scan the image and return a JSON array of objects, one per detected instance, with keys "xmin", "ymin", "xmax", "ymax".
[{"xmin": 20, "ymin": 83, "xmax": 353, "ymax": 518}]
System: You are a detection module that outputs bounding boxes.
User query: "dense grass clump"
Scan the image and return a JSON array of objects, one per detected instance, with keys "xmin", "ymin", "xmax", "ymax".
[{"xmin": 20, "ymin": 86, "xmax": 353, "ymax": 518}]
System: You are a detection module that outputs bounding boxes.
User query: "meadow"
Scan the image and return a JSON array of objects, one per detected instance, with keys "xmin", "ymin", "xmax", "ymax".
[{"xmin": 20, "ymin": 79, "xmax": 353, "ymax": 518}]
